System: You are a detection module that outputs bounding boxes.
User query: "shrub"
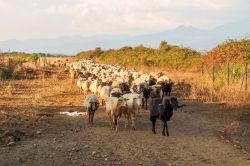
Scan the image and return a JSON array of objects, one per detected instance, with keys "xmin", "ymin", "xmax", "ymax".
[
  {"xmin": 28, "ymin": 54, "xmax": 39, "ymax": 62},
  {"xmin": 0, "ymin": 67, "xmax": 12, "ymax": 80},
  {"xmin": 78, "ymin": 42, "xmax": 202, "ymax": 70},
  {"xmin": 205, "ymin": 39, "xmax": 250, "ymax": 67}
]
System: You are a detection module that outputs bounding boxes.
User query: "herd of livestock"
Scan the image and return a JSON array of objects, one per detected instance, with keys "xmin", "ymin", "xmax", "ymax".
[{"xmin": 67, "ymin": 60, "xmax": 183, "ymax": 136}]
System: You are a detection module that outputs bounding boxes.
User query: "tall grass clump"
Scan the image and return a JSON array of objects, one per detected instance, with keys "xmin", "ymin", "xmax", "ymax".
[
  {"xmin": 0, "ymin": 52, "xmax": 46, "ymax": 80},
  {"xmin": 189, "ymin": 74, "xmax": 250, "ymax": 106}
]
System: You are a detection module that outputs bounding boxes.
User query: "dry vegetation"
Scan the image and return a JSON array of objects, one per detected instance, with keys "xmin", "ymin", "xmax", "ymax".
[
  {"xmin": 0, "ymin": 43, "xmax": 250, "ymax": 165},
  {"xmin": 79, "ymin": 39, "xmax": 250, "ymax": 107},
  {"xmin": 0, "ymin": 60, "xmax": 249, "ymax": 165},
  {"xmin": 123, "ymin": 64, "xmax": 250, "ymax": 107},
  {"xmin": 0, "ymin": 66, "xmax": 82, "ymax": 145}
]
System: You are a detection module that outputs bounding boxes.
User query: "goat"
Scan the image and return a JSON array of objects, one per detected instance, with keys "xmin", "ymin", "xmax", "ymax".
[
  {"xmin": 149, "ymin": 84, "xmax": 181, "ymax": 136},
  {"xmin": 119, "ymin": 82, "xmax": 131, "ymax": 94},
  {"xmin": 161, "ymin": 81, "xmax": 173, "ymax": 97},
  {"xmin": 110, "ymin": 88, "xmax": 123, "ymax": 98},
  {"xmin": 159, "ymin": 96, "xmax": 180, "ymax": 136},
  {"xmin": 99, "ymin": 86, "xmax": 112, "ymax": 105},
  {"xmin": 105, "ymin": 97, "xmax": 129, "ymax": 131},
  {"xmin": 141, "ymin": 84, "xmax": 151, "ymax": 110},
  {"xmin": 84, "ymin": 94, "xmax": 99, "ymax": 125},
  {"xmin": 69, "ymin": 69, "xmax": 77, "ymax": 83},
  {"xmin": 122, "ymin": 93, "xmax": 143, "ymax": 129}
]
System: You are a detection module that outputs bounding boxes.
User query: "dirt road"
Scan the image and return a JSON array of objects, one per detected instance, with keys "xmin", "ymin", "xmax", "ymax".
[{"xmin": 0, "ymin": 76, "xmax": 249, "ymax": 166}]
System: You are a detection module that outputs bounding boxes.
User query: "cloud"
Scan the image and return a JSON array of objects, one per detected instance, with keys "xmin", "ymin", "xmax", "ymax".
[
  {"xmin": 0, "ymin": 0, "xmax": 249, "ymax": 40},
  {"xmin": 44, "ymin": 3, "xmax": 89, "ymax": 17}
]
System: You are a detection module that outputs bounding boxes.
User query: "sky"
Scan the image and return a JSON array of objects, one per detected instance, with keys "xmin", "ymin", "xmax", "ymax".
[{"xmin": 0, "ymin": 0, "xmax": 249, "ymax": 41}]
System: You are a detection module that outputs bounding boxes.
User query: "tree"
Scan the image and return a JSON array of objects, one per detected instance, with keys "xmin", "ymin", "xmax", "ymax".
[
  {"xmin": 91, "ymin": 47, "xmax": 103, "ymax": 58},
  {"xmin": 120, "ymin": 46, "xmax": 132, "ymax": 51},
  {"xmin": 159, "ymin": 40, "xmax": 170, "ymax": 52}
]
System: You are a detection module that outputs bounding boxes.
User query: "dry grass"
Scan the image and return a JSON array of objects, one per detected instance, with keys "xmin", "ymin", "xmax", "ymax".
[
  {"xmin": 173, "ymin": 73, "xmax": 250, "ymax": 107},
  {"xmin": 4, "ymin": 83, "xmax": 15, "ymax": 97},
  {"xmin": 1, "ymin": 61, "xmax": 249, "ymax": 109},
  {"xmin": 125, "ymin": 64, "xmax": 250, "ymax": 107},
  {"xmin": 0, "ymin": 76, "xmax": 82, "ymax": 109}
]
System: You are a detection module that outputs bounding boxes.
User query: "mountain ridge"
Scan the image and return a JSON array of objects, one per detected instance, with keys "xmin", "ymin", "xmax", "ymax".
[{"xmin": 0, "ymin": 18, "xmax": 249, "ymax": 55}]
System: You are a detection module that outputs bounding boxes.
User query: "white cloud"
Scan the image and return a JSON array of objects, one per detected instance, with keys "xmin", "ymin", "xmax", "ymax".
[
  {"xmin": 0, "ymin": 0, "xmax": 249, "ymax": 40},
  {"xmin": 44, "ymin": 3, "xmax": 89, "ymax": 17}
]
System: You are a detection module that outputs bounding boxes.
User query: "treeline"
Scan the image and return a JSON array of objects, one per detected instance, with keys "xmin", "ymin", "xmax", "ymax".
[
  {"xmin": 76, "ymin": 39, "xmax": 250, "ymax": 70},
  {"xmin": 76, "ymin": 41, "xmax": 202, "ymax": 70},
  {"xmin": 0, "ymin": 52, "xmax": 69, "ymax": 64},
  {"xmin": 205, "ymin": 39, "xmax": 250, "ymax": 66}
]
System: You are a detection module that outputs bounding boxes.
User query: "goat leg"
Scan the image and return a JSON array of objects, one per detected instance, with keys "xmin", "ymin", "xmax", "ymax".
[
  {"xmin": 91, "ymin": 112, "xmax": 94, "ymax": 125},
  {"xmin": 151, "ymin": 117, "xmax": 156, "ymax": 134},
  {"xmin": 124, "ymin": 114, "xmax": 129, "ymax": 129},
  {"xmin": 166, "ymin": 122, "xmax": 169, "ymax": 136},
  {"xmin": 88, "ymin": 111, "xmax": 91, "ymax": 124},
  {"xmin": 162, "ymin": 91, "xmax": 165, "ymax": 99},
  {"xmin": 109, "ymin": 116, "xmax": 113, "ymax": 129},
  {"xmin": 115, "ymin": 118, "xmax": 119, "ymax": 132},
  {"xmin": 131, "ymin": 113, "xmax": 136, "ymax": 130},
  {"xmin": 142, "ymin": 98, "xmax": 145, "ymax": 109},
  {"xmin": 162, "ymin": 123, "xmax": 166, "ymax": 136},
  {"xmin": 113, "ymin": 116, "xmax": 116, "ymax": 130}
]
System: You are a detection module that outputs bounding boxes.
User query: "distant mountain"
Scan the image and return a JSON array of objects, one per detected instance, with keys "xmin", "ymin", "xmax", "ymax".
[{"xmin": 0, "ymin": 18, "xmax": 250, "ymax": 55}]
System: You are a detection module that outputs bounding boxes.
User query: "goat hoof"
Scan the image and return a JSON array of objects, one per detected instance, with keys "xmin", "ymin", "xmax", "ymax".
[
  {"xmin": 132, "ymin": 127, "xmax": 136, "ymax": 130},
  {"xmin": 167, "ymin": 133, "xmax": 169, "ymax": 136},
  {"xmin": 162, "ymin": 131, "xmax": 166, "ymax": 136},
  {"xmin": 152, "ymin": 129, "xmax": 156, "ymax": 134}
]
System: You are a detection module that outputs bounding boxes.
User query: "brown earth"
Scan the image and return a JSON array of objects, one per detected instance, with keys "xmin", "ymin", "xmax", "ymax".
[{"xmin": 0, "ymin": 68, "xmax": 249, "ymax": 166}]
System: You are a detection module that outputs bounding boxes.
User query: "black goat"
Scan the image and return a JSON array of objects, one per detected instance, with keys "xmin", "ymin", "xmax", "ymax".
[
  {"xmin": 148, "ymin": 77, "xmax": 157, "ymax": 86},
  {"xmin": 160, "ymin": 96, "xmax": 180, "ymax": 136},
  {"xmin": 132, "ymin": 83, "xmax": 151, "ymax": 110},
  {"xmin": 161, "ymin": 81, "xmax": 173, "ymax": 97},
  {"xmin": 119, "ymin": 82, "xmax": 131, "ymax": 94},
  {"xmin": 141, "ymin": 86, "xmax": 151, "ymax": 110},
  {"xmin": 159, "ymin": 97, "xmax": 180, "ymax": 136},
  {"xmin": 149, "ymin": 95, "xmax": 181, "ymax": 136}
]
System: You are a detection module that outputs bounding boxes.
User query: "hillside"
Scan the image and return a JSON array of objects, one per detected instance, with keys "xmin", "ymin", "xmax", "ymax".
[{"xmin": 1, "ymin": 18, "xmax": 250, "ymax": 54}]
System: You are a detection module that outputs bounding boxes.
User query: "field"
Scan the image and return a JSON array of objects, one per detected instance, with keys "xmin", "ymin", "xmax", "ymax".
[{"xmin": 0, "ymin": 63, "xmax": 250, "ymax": 165}]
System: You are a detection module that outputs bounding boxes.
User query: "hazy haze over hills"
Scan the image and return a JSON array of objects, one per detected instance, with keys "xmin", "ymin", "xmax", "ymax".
[{"xmin": 0, "ymin": 18, "xmax": 249, "ymax": 55}]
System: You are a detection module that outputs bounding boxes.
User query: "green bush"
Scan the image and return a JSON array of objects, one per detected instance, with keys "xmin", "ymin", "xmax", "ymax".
[
  {"xmin": 77, "ymin": 42, "xmax": 202, "ymax": 70},
  {"xmin": 28, "ymin": 54, "xmax": 39, "ymax": 62}
]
